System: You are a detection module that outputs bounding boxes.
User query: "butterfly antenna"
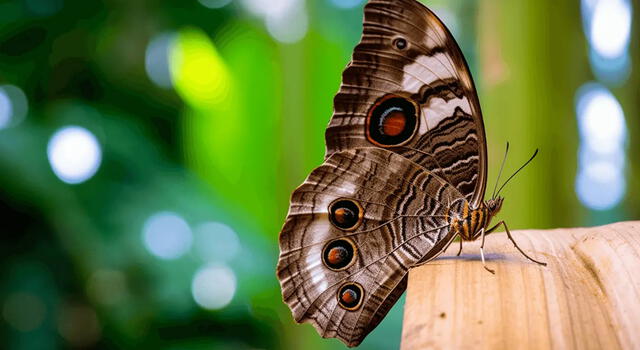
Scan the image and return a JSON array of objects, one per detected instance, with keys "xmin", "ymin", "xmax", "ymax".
[
  {"xmin": 495, "ymin": 148, "xmax": 539, "ymax": 197},
  {"xmin": 491, "ymin": 142, "xmax": 510, "ymax": 199}
]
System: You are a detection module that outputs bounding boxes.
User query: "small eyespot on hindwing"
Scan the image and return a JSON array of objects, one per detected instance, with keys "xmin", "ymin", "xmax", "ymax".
[
  {"xmin": 337, "ymin": 282, "xmax": 364, "ymax": 311},
  {"xmin": 329, "ymin": 199, "xmax": 363, "ymax": 231}
]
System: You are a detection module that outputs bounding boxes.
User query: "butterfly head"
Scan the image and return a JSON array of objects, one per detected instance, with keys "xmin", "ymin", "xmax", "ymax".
[{"xmin": 485, "ymin": 197, "xmax": 504, "ymax": 217}]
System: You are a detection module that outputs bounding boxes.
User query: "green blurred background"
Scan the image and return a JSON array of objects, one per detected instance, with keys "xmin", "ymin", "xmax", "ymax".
[{"xmin": 0, "ymin": 0, "xmax": 636, "ymax": 349}]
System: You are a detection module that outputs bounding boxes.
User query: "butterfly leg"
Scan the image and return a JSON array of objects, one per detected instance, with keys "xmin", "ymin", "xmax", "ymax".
[
  {"xmin": 487, "ymin": 221, "xmax": 547, "ymax": 267},
  {"xmin": 479, "ymin": 228, "xmax": 495, "ymax": 274},
  {"xmin": 456, "ymin": 239, "xmax": 463, "ymax": 256}
]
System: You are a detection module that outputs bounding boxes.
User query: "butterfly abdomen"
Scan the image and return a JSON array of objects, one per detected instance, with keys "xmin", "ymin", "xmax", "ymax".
[{"xmin": 449, "ymin": 201, "xmax": 490, "ymax": 241}]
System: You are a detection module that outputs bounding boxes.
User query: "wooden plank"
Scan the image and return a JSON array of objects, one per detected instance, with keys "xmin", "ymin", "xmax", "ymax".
[{"xmin": 400, "ymin": 221, "xmax": 640, "ymax": 350}]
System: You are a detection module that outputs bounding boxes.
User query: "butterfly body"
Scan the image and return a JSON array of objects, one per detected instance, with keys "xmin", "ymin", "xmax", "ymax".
[{"xmin": 448, "ymin": 197, "xmax": 503, "ymax": 241}]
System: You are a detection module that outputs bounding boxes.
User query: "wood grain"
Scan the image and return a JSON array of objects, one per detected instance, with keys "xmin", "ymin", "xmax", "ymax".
[{"xmin": 401, "ymin": 221, "xmax": 640, "ymax": 350}]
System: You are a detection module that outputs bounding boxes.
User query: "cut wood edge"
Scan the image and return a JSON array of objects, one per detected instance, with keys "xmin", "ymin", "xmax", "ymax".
[{"xmin": 400, "ymin": 221, "xmax": 640, "ymax": 350}]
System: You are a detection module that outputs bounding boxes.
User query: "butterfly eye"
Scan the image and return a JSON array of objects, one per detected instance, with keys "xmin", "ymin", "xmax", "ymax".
[
  {"xmin": 337, "ymin": 282, "xmax": 364, "ymax": 310},
  {"xmin": 392, "ymin": 37, "xmax": 408, "ymax": 50},
  {"xmin": 322, "ymin": 238, "xmax": 356, "ymax": 270},
  {"xmin": 329, "ymin": 199, "xmax": 363, "ymax": 231},
  {"xmin": 366, "ymin": 95, "xmax": 419, "ymax": 147}
]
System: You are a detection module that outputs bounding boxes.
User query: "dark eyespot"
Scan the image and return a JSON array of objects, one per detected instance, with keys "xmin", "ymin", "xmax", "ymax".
[
  {"xmin": 329, "ymin": 199, "xmax": 363, "ymax": 231},
  {"xmin": 366, "ymin": 95, "xmax": 419, "ymax": 147},
  {"xmin": 338, "ymin": 283, "xmax": 364, "ymax": 310},
  {"xmin": 393, "ymin": 37, "xmax": 408, "ymax": 50},
  {"xmin": 322, "ymin": 239, "xmax": 356, "ymax": 270}
]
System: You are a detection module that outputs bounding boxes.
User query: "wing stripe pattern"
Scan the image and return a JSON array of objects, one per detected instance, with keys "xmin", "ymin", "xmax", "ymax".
[
  {"xmin": 277, "ymin": 148, "xmax": 462, "ymax": 346},
  {"xmin": 324, "ymin": 0, "xmax": 487, "ymax": 206}
]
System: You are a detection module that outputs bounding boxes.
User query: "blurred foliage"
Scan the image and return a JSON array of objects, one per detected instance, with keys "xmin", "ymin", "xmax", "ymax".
[{"xmin": 0, "ymin": 0, "xmax": 637, "ymax": 349}]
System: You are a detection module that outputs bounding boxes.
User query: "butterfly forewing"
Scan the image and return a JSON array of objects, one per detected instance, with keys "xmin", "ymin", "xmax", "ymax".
[
  {"xmin": 277, "ymin": 148, "xmax": 462, "ymax": 346},
  {"xmin": 325, "ymin": 0, "xmax": 487, "ymax": 207}
]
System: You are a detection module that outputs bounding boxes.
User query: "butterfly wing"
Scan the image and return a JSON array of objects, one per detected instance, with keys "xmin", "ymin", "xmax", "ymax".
[
  {"xmin": 277, "ymin": 148, "xmax": 462, "ymax": 347},
  {"xmin": 325, "ymin": 0, "xmax": 488, "ymax": 207}
]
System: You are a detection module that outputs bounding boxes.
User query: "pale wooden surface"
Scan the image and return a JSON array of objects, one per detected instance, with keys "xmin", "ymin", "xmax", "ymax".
[{"xmin": 401, "ymin": 221, "xmax": 640, "ymax": 350}]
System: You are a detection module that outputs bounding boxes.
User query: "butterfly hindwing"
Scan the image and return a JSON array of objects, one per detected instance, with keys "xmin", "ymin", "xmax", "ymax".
[
  {"xmin": 325, "ymin": 0, "xmax": 488, "ymax": 207},
  {"xmin": 277, "ymin": 148, "xmax": 462, "ymax": 346}
]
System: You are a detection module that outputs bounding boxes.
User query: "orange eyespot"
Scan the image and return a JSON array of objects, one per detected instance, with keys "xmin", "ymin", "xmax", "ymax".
[
  {"xmin": 366, "ymin": 94, "xmax": 419, "ymax": 147},
  {"xmin": 333, "ymin": 207, "xmax": 355, "ymax": 226},
  {"xmin": 341, "ymin": 289, "xmax": 357, "ymax": 305},
  {"xmin": 329, "ymin": 199, "xmax": 363, "ymax": 231},
  {"xmin": 381, "ymin": 110, "xmax": 407, "ymax": 137},
  {"xmin": 337, "ymin": 283, "xmax": 364, "ymax": 310},
  {"xmin": 322, "ymin": 239, "xmax": 356, "ymax": 270},
  {"xmin": 327, "ymin": 246, "xmax": 348, "ymax": 265}
]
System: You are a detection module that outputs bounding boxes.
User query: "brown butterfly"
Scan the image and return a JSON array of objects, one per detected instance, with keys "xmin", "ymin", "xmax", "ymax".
[{"xmin": 276, "ymin": 0, "xmax": 545, "ymax": 347}]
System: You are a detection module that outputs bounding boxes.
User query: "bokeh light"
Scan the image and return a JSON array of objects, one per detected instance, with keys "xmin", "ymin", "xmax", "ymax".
[
  {"xmin": 240, "ymin": 0, "xmax": 308, "ymax": 43},
  {"xmin": 589, "ymin": 0, "xmax": 631, "ymax": 59},
  {"xmin": 576, "ymin": 160, "xmax": 626, "ymax": 210},
  {"xmin": 265, "ymin": 1, "xmax": 308, "ymax": 44},
  {"xmin": 576, "ymin": 84, "xmax": 626, "ymax": 154},
  {"xmin": 142, "ymin": 212, "xmax": 193, "ymax": 260},
  {"xmin": 575, "ymin": 84, "xmax": 627, "ymax": 211},
  {"xmin": 0, "ymin": 89, "xmax": 11, "ymax": 129},
  {"xmin": 241, "ymin": 0, "xmax": 295, "ymax": 17},
  {"xmin": 47, "ymin": 126, "xmax": 102, "ymax": 184},
  {"xmin": 145, "ymin": 33, "xmax": 176, "ymax": 89},
  {"xmin": 194, "ymin": 222, "xmax": 240, "ymax": 262},
  {"xmin": 0, "ymin": 84, "xmax": 28, "ymax": 129},
  {"xmin": 191, "ymin": 265, "xmax": 236, "ymax": 310},
  {"xmin": 577, "ymin": 0, "xmax": 630, "ymax": 211},
  {"xmin": 582, "ymin": 0, "xmax": 633, "ymax": 83},
  {"xmin": 170, "ymin": 28, "xmax": 233, "ymax": 108}
]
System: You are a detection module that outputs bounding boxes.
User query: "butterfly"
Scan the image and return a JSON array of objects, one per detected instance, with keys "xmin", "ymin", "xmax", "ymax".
[{"xmin": 276, "ymin": 0, "xmax": 545, "ymax": 347}]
